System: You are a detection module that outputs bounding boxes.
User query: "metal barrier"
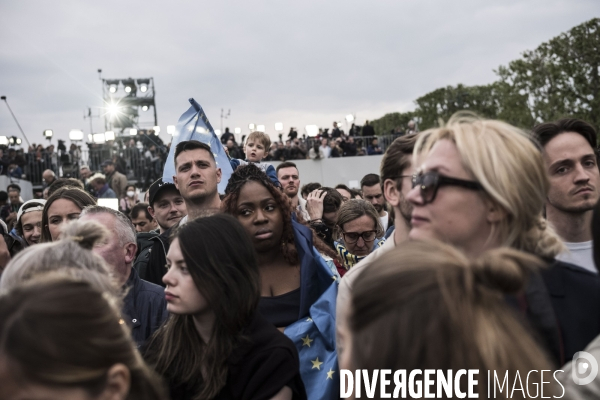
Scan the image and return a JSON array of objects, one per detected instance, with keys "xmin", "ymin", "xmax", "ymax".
[{"xmin": 23, "ymin": 134, "xmax": 402, "ymax": 188}]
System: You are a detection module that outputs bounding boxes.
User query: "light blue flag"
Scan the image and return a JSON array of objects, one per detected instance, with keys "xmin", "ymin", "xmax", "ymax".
[{"xmin": 162, "ymin": 98, "xmax": 233, "ymax": 193}]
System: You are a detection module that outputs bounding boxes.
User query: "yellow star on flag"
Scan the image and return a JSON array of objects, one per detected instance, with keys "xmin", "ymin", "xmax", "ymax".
[
  {"xmin": 311, "ymin": 357, "xmax": 323, "ymax": 370},
  {"xmin": 301, "ymin": 335, "xmax": 313, "ymax": 347},
  {"xmin": 306, "ymin": 317, "xmax": 312, "ymax": 322},
  {"xmin": 327, "ymin": 368, "xmax": 335, "ymax": 380}
]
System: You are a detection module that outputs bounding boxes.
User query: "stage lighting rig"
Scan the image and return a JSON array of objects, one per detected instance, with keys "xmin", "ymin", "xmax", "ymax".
[{"xmin": 101, "ymin": 74, "xmax": 157, "ymax": 133}]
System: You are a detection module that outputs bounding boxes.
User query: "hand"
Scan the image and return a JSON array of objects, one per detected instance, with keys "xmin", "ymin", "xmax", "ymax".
[
  {"xmin": 306, "ymin": 189, "xmax": 326, "ymax": 221},
  {"xmin": 223, "ymin": 145, "xmax": 230, "ymax": 157}
]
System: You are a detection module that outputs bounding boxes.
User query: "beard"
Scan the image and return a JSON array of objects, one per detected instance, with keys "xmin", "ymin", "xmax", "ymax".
[{"xmin": 399, "ymin": 197, "xmax": 413, "ymax": 226}]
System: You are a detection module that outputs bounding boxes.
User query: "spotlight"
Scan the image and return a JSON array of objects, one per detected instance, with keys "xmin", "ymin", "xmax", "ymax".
[
  {"xmin": 257, "ymin": 125, "xmax": 265, "ymax": 133},
  {"xmin": 234, "ymin": 127, "xmax": 241, "ymax": 134},
  {"xmin": 125, "ymin": 86, "xmax": 132, "ymax": 93},
  {"xmin": 248, "ymin": 123, "xmax": 255, "ymax": 130},
  {"xmin": 105, "ymin": 79, "xmax": 120, "ymax": 94},
  {"xmin": 107, "ymin": 102, "xmax": 120, "ymax": 116},
  {"xmin": 142, "ymin": 105, "xmax": 149, "ymax": 111},
  {"xmin": 305, "ymin": 125, "xmax": 319, "ymax": 136},
  {"xmin": 43, "ymin": 129, "xmax": 53, "ymax": 138},
  {"xmin": 109, "ymin": 86, "xmax": 117, "ymax": 93},
  {"xmin": 0, "ymin": 136, "xmax": 7, "ymax": 145},
  {"xmin": 121, "ymin": 78, "xmax": 136, "ymax": 94},
  {"xmin": 104, "ymin": 131, "xmax": 115, "ymax": 141},
  {"xmin": 345, "ymin": 114, "xmax": 355, "ymax": 123},
  {"xmin": 137, "ymin": 79, "xmax": 150, "ymax": 93},
  {"xmin": 15, "ymin": 138, "xmax": 22, "ymax": 145},
  {"xmin": 167, "ymin": 125, "xmax": 176, "ymax": 135},
  {"xmin": 130, "ymin": 129, "xmax": 137, "ymax": 136},
  {"xmin": 69, "ymin": 129, "xmax": 84, "ymax": 141},
  {"xmin": 275, "ymin": 122, "xmax": 283, "ymax": 132},
  {"xmin": 93, "ymin": 133, "xmax": 106, "ymax": 144}
]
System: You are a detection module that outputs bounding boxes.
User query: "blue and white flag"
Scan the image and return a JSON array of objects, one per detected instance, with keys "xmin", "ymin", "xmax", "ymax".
[
  {"xmin": 162, "ymin": 98, "xmax": 233, "ymax": 193},
  {"xmin": 284, "ymin": 217, "xmax": 339, "ymax": 400}
]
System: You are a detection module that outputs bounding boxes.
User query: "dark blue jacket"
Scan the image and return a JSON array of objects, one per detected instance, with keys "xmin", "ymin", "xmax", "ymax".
[{"xmin": 122, "ymin": 268, "xmax": 168, "ymax": 347}]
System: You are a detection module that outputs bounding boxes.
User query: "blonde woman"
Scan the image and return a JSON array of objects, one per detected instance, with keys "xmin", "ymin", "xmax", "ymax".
[
  {"xmin": 406, "ymin": 112, "xmax": 600, "ymax": 365},
  {"xmin": 340, "ymin": 241, "xmax": 557, "ymax": 399}
]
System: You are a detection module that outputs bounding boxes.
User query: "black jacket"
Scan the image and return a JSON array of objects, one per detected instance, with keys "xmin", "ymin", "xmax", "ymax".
[
  {"xmin": 134, "ymin": 229, "xmax": 170, "ymax": 287},
  {"xmin": 509, "ymin": 259, "xmax": 600, "ymax": 366},
  {"xmin": 122, "ymin": 268, "xmax": 168, "ymax": 347}
]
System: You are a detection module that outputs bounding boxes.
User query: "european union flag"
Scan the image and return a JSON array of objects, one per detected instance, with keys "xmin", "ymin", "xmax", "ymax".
[
  {"xmin": 284, "ymin": 218, "xmax": 339, "ymax": 400},
  {"xmin": 162, "ymin": 98, "xmax": 233, "ymax": 193}
]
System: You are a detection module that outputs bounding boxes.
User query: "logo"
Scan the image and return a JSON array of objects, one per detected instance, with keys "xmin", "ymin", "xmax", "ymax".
[{"xmin": 572, "ymin": 351, "xmax": 599, "ymax": 385}]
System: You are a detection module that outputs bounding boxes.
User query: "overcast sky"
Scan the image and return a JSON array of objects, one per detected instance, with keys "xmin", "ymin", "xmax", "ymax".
[{"xmin": 0, "ymin": 0, "xmax": 597, "ymax": 145}]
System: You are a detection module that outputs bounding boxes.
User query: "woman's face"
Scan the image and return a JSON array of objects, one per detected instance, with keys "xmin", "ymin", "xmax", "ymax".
[
  {"xmin": 46, "ymin": 199, "xmax": 82, "ymax": 241},
  {"xmin": 163, "ymin": 238, "xmax": 209, "ymax": 315},
  {"xmin": 406, "ymin": 139, "xmax": 493, "ymax": 257},
  {"xmin": 342, "ymin": 215, "xmax": 377, "ymax": 256},
  {"xmin": 234, "ymin": 181, "xmax": 284, "ymax": 254},
  {"xmin": 21, "ymin": 210, "xmax": 43, "ymax": 246}
]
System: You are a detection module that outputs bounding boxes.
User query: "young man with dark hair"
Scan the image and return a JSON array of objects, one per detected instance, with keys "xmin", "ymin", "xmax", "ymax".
[
  {"xmin": 360, "ymin": 173, "xmax": 389, "ymax": 231},
  {"xmin": 276, "ymin": 161, "xmax": 309, "ymax": 219},
  {"xmin": 1, "ymin": 184, "xmax": 22, "ymax": 229},
  {"xmin": 306, "ymin": 187, "xmax": 343, "ymax": 249},
  {"xmin": 130, "ymin": 202, "xmax": 158, "ymax": 233},
  {"xmin": 301, "ymin": 182, "xmax": 322, "ymax": 199},
  {"xmin": 533, "ymin": 118, "xmax": 600, "ymax": 273},
  {"xmin": 173, "ymin": 140, "xmax": 221, "ymax": 223}
]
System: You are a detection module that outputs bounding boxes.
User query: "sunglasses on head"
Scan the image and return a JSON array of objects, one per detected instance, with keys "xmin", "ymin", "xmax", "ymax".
[{"xmin": 412, "ymin": 171, "xmax": 483, "ymax": 204}]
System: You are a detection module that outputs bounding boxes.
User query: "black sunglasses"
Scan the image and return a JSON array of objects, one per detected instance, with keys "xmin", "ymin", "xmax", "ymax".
[
  {"xmin": 412, "ymin": 171, "xmax": 483, "ymax": 204},
  {"xmin": 342, "ymin": 230, "xmax": 377, "ymax": 244}
]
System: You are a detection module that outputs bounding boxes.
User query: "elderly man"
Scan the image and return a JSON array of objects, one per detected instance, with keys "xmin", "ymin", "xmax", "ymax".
[
  {"xmin": 42, "ymin": 169, "xmax": 56, "ymax": 187},
  {"xmin": 80, "ymin": 205, "xmax": 167, "ymax": 345}
]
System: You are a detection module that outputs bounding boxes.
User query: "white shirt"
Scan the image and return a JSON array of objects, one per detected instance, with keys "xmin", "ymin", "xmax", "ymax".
[
  {"xmin": 557, "ymin": 240, "xmax": 596, "ymax": 273},
  {"xmin": 320, "ymin": 145, "xmax": 331, "ymax": 159},
  {"xmin": 379, "ymin": 212, "xmax": 389, "ymax": 232}
]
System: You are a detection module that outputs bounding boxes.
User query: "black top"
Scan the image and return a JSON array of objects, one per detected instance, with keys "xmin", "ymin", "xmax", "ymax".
[
  {"xmin": 258, "ymin": 287, "xmax": 301, "ymax": 328},
  {"xmin": 155, "ymin": 313, "xmax": 306, "ymax": 400}
]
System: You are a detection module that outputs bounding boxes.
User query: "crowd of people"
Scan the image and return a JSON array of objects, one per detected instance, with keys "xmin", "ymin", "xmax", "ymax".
[{"xmin": 0, "ymin": 113, "xmax": 599, "ymax": 399}]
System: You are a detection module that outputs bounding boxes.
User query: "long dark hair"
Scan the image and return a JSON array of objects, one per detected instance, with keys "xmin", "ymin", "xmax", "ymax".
[
  {"xmin": 0, "ymin": 276, "xmax": 167, "ymax": 400},
  {"xmin": 221, "ymin": 164, "xmax": 339, "ymax": 263},
  {"xmin": 145, "ymin": 214, "xmax": 261, "ymax": 399},
  {"xmin": 40, "ymin": 187, "xmax": 96, "ymax": 242}
]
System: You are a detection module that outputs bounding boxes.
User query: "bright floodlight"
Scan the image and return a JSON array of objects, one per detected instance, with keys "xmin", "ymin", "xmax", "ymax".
[
  {"xmin": 69, "ymin": 129, "xmax": 84, "ymax": 141},
  {"xmin": 248, "ymin": 123, "xmax": 255, "ymax": 130},
  {"xmin": 257, "ymin": 125, "xmax": 265, "ymax": 133},
  {"xmin": 275, "ymin": 122, "xmax": 283, "ymax": 131},
  {"xmin": 142, "ymin": 105, "xmax": 149, "ymax": 111},
  {"xmin": 109, "ymin": 86, "xmax": 117, "ymax": 93},
  {"xmin": 167, "ymin": 125, "xmax": 176, "ymax": 135},
  {"xmin": 305, "ymin": 125, "xmax": 319, "ymax": 136},
  {"xmin": 153, "ymin": 126, "xmax": 161, "ymax": 134},
  {"xmin": 140, "ymin": 85, "xmax": 148, "ymax": 93},
  {"xmin": 43, "ymin": 129, "xmax": 53, "ymax": 138},
  {"xmin": 107, "ymin": 103, "xmax": 120, "ymax": 116},
  {"xmin": 345, "ymin": 114, "xmax": 354, "ymax": 123},
  {"xmin": 215, "ymin": 129, "xmax": 221, "ymax": 135},
  {"xmin": 16, "ymin": 138, "xmax": 22, "ymax": 145},
  {"xmin": 130, "ymin": 129, "xmax": 137, "ymax": 136},
  {"xmin": 93, "ymin": 133, "xmax": 106, "ymax": 144},
  {"xmin": 124, "ymin": 86, "xmax": 132, "ymax": 93},
  {"xmin": 88, "ymin": 134, "xmax": 93, "ymax": 142},
  {"xmin": 104, "ymin": 131, "xmax": 115, "ymax": 141},
  {"xmin": 234, "ymin": 127, "xmax": 241, "ymax": 134},
  {"xmin": 0, "ymin": 136, "xmax": 8, "ymax": 146}
]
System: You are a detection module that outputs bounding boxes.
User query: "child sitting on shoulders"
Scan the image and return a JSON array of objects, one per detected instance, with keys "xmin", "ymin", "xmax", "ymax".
[{"xmin": 229, "ymin": 131, "xmax": 281, "ymax": 187}]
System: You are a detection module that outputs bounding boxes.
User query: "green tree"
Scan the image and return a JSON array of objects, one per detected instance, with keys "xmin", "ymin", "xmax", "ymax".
[
  {"xmin": 370, "ymin": 111, "xmax": 415, "ymax": 135},
  {"xmin": 496, "ymin": 18, "xmax": 600, "ymax": 129}
]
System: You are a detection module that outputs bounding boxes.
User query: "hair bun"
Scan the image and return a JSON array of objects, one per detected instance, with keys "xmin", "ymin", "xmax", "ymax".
[
  {"xmin": 60, "ymin": 220, "xmax": 109, "ymax": 250},
  {"xmin": 471, "ymin": 248, "xmax": 544, "ymax": 294}
]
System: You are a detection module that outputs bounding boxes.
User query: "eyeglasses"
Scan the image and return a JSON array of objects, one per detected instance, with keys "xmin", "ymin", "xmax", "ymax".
[
  {"xmin": 412, "ymin": 171, "xmax": 483, "ymax": 204},
  {"xmin": 342, "ymin": 230, "xmax": 377, "ymax": 244}
]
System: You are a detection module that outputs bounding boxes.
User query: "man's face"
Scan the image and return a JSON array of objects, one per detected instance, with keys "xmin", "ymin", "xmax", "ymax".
[
  {"xmin": 362, "ymin": 184, "xmax": 385, "ymax": 214},
  {"xmin": 174, "ymin": 148, "xmax": 222, "ymax": 204},
  {"xmin": 102, "ymin": 164, "xmax": 114, "ymax": 174},
  {"xmin": 544, "ymin": 132, "xmax": 600, "ymax": 214},
  {"xmin": 80, "ymin": 168, "xmax": 90, "ymax": 179},
  {"xmin": 131, "ymin": 210, "xmax": 158, "ymax": 233},
  {"xmin": 79, "ymin": 213, "xmax": 131, "ymax": 283},
  {"xmin": 8, "ymin": 191, "xmax": 19, "ymax": 205},
  {"xmin": 277, "ymin": 167, "xmax": 300, "ymax": 199},
  {"xmin": 321, "ymin": 139, "xmax": 328, "ymax": 147},
  {"xmin": 226, "ymin": 139, "xmax": 235, "ymax": 149},
  {"xmin": 149, "ymin": 188, "xmax": 187, "ymax": 231}
]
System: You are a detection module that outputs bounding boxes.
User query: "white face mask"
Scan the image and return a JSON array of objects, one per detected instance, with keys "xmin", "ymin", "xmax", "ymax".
[{"xmin": 127, "ymin": 190, "xmax": 135, "ymax": 198}]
